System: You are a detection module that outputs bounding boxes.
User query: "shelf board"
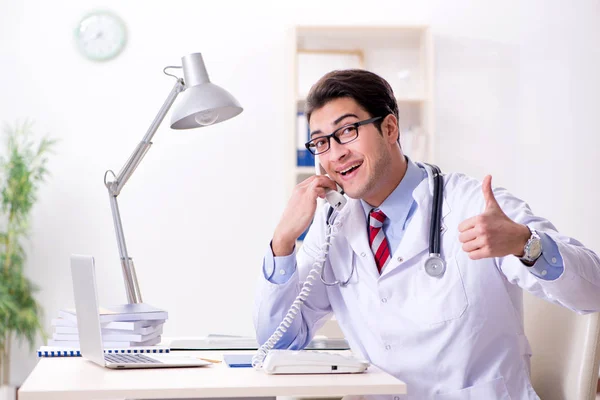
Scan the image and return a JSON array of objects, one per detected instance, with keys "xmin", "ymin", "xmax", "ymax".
[
  {"xmin": 297, "ymin": 96, "xmax": 427, "ymax": 105},
  {"xmin": 396, "ymin": 96, "xmax": 427, "ymax": 103},
  {"xmin": 296, "ymin": 166, "xmax": 316, "ymax": 175},
  {"xmin": 296, "ymin": 26, "xmax": 427, "ymax": 49}
]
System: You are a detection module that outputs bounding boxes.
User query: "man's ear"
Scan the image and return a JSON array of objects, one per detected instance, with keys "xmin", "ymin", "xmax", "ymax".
[{"xmin": 382, "ymin": 114, "xmax": 399, "ymax": 143}]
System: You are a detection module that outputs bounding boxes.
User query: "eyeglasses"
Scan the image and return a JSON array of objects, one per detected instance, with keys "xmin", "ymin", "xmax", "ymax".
[{"xmin": 304, "ymin": 116, "xmax": 383, "ymax": 155}]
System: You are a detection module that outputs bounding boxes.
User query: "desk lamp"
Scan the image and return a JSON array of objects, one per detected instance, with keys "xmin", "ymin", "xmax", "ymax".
[{"xmin": 104, "ymin": 53, "xmax": 242, "ymax": 304}]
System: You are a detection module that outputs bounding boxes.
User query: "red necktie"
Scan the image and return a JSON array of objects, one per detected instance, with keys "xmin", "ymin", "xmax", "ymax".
[{"xmin": 369, "ymin": 209, "xmax": 391, "ymax": 273}]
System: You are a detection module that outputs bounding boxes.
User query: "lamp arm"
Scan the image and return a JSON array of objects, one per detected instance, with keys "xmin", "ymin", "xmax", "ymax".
[
  {"xmin": 104, "ymin": 78, "xmax": 185, "ymax": 303},
  {"xmin": 110, "ymin": 78, "xmax": 185, "ymax": 196}
]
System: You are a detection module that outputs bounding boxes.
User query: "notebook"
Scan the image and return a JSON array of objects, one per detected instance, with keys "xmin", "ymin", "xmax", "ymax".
[{"xmin": 37, "ymin": 345, "xmax": 170, "ymax": 357}]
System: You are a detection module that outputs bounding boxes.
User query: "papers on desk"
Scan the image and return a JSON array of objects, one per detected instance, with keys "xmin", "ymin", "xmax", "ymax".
[
  {"xmin": 307, "ymin": 337, "xmax": 349, "ymax": 350},
  {"xmin": 169, "ymin": 334, "xmax": 350, "ymax": 350},
  {"xmin": 48, "ymin": 336, "xmax": 162, "ymax": 348},
  {"xmin": 52, "ymin": 317, "xmax": 165, "ymax": 332},
  {"xmin": 52, "ymin": 324, "xmax": 163, "ymax": 343},
  {"xmin": 58, "ymin": 303, "xmax": 168, "ymax": 323},
  {"xmin": 49, "ymin": 304, "xmax": 168, "ymax": 349},
  {"xmin": 170, "ymin": 336, "xmax": 256, "ymax": 350},
  {"xmin": 48, "ymin": 324, "xmax": 164, "ymax": 348}
]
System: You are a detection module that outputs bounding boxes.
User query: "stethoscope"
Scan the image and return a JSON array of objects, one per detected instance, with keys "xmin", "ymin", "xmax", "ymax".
[
  {"xmin": 319, "ymin": 163, "xmax": 446, "ymax": 287},
  {"xmin": 423, "ymin": 163, "xmax": 446, "ymax": 278}
]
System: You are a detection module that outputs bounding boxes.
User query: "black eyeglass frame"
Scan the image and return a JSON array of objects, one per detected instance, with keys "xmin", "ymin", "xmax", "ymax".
[{"xmin": 304, "ymin": 116, "xmax": 384, "ymax": 155}]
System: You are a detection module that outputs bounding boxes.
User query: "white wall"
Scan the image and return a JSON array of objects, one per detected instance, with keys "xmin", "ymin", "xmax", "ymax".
[{"xmin": 1, "ymin": 0, "xmax": 599, "ymax": 386}]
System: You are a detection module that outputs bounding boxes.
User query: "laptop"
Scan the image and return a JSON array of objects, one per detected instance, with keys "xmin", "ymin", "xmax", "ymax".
[{"xmin": 70, "ymin": 254, "xmax": 211, "ymax": 369}]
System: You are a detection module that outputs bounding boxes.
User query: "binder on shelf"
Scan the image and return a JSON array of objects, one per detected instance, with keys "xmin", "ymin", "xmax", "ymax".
[
  {"xmin": 296, "ymin": 111, "xmax": 313, "ymax": 167},
  {"xmin": 58, "ymin": 303, "xmax": 168, "ymax": 323},
  {"xmin": 37, "ymin": 345, "xmax": 170, "ymax": 358},
  {"xmin": 297, "ymin": 149, "xmax": 314, "ymax": 167}
]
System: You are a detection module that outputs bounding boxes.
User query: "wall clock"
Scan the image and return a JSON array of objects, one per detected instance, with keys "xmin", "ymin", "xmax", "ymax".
[{"xmin": 75, "ymin": 11, "xmax": 127, "ymax": 62}]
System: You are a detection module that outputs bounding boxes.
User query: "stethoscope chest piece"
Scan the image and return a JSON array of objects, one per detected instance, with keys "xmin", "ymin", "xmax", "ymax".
[{"xmin": 424, "ymin": 254, "xmax": 446, "ymax": 277}]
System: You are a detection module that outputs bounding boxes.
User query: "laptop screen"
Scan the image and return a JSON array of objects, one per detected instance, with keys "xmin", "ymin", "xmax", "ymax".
[{"xmin": 70, "ymin": 254, "xmax": 107, "ymax": 367}]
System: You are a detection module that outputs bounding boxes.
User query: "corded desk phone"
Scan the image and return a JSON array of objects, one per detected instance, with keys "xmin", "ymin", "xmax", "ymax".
[
  {"xmin": 262, "ymin": 349, "xmax": 369, "ymax": 374},
  {"xmin": 252, "ymin": 182, "xmax": 370, "ymax": 374}
]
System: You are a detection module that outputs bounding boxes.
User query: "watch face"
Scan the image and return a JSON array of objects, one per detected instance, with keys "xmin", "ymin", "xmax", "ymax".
[
  {"xmin": 529, "ymin": 240, "xmax": 542, "ymax": 258},
  {"xmin": 75, "ymin": 11, "xmax": 127, "ymax": 61}
]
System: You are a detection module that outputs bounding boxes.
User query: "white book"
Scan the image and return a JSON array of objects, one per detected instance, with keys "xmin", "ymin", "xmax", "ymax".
[
  {"xmin": 58, "ymin": 303, "xmax": 168, "ymax": 323},
  {"xmin": 53, "ymin": 323, "xmax": 162, "ymax": 336},
  {"xmin": 52, "ymin": 326, "xmax": 162, "ymax": 342},
  {"xmin": 51, "ymin": 317, "xmax": 165, "ymax": 331},
  {"xmin": 48, "ymin": 336, "xmax": 161, "ymax": 348}
]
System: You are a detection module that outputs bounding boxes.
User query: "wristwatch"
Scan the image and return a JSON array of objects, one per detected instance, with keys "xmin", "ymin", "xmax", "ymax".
[{"xmin": 520, "ymin": 227, "xmax": 542, "ymax": 265}]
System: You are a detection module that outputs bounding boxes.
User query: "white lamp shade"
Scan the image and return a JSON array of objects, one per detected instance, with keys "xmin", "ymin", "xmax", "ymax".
[
  {"xmin": 170, "ymin": 53, "xmax": 243, "ymax": 129},
  {"xmin": 170, "ymin": 82, "xmax": 243, "ymax": 129}
]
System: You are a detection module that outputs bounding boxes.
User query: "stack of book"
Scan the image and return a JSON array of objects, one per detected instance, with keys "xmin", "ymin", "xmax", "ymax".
[{"xmin": 48, "ymin": 303, "xmax": 168, "ymax": 348}]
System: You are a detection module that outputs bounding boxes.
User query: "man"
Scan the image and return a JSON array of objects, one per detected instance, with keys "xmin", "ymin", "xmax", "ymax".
[{"xmin": 254, "ymin": 69, "xmax": 600, "ymax": 399}]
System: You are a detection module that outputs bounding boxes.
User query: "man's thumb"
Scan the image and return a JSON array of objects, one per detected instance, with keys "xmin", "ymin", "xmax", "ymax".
[{"xmin": 482, "ymin": 175, "xmax": 500, "ymax": 210}]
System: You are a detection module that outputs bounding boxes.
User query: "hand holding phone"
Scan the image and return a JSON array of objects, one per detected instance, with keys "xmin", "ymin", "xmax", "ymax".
[
  {"xmin": 271, "ymin": 175, "xmax": 340, "ymax": 256},
  {"xmin": 315, "ymin": 161, "xmax": 346, "ymax": 210}
]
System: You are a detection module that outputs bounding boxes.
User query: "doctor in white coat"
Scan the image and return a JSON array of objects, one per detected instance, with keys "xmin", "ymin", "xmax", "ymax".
[{"xmin": 254, "ymin": 69, "xmax": 600, "ymax": 399}]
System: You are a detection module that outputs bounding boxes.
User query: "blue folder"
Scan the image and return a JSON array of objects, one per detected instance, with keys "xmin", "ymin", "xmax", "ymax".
[{"xmin": 223, "ymin": 354, "xmax": 254, "ymax": 368}]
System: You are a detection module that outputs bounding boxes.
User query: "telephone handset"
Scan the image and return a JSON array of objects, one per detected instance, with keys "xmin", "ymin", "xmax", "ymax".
[
  {"xmin": 319, "ymin": 159, "xmax": 346, "ymax": 210},
  {"xmin": 325, "ymin": 187, "xmax": 347, "ymax": 210},
  {"xmin": 250, "ymin": 164, "xmax": 364, "ymax": 374}
]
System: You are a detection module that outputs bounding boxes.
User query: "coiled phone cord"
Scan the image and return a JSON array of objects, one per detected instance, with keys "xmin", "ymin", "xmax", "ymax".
[{"xmin": 251, "ymin": 209, "xmax": 344, "ymax": 369}]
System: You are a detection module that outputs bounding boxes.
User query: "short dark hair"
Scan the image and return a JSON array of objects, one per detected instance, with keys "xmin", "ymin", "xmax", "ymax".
[{"xmin": 305, "ymin": 69, "xmax": 399, "ymax": 135}]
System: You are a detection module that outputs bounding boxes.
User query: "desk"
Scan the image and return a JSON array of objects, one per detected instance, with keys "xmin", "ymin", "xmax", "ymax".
[{"xmin": 18, "ymin": 350, "xmax": 407, "ymax": 399}]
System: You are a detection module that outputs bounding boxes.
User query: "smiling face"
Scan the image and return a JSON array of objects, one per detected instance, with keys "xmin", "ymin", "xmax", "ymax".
[{"xmin": 310, "ymin": 97, "xmax": 405, "ymax": 206}]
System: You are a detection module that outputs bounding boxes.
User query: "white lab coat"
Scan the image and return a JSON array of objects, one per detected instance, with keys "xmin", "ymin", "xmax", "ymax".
[{"xmin": 254, "ymin": 167, "xmax": 600, "ymax": 400}]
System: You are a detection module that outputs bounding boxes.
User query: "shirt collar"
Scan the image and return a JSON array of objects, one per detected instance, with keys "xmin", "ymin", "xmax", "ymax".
[{"xmin": 360, "ymin": 157, "xmax": 425, "ymax": 222}]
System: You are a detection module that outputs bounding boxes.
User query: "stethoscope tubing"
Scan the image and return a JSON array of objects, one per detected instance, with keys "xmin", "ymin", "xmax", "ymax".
[
  {"xmin": 320, "ymin": 163, "xmax": 444, "ymax": 287},
  {"xmin": 320, "ymin": 208, "xmax": 355, "ymax": 287},
  {"xmin": 426, "ymin": 163, "xmax": 443, "ymax": 256}
]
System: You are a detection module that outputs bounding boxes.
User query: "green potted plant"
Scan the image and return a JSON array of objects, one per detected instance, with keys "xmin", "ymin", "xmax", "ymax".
[{"xmin": 0, "ymin": 121, "xmax": 55, "ymax": 400}]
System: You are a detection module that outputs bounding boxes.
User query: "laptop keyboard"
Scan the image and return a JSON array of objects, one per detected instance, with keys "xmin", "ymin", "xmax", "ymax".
[{"xmin": 105, "ymin": 353, "xmax": 162, "ymax": 364}]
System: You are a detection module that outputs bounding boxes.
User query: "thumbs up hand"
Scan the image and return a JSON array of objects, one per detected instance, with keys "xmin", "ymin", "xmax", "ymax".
[{"xmin": 458, "ymin": 175, "xmax": 531, "ymax": 260}]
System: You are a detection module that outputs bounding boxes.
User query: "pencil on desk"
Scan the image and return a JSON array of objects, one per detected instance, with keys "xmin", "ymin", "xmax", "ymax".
[{"xmin": 197, "ymin": 357, "xmax": 221, "ymax": 363}]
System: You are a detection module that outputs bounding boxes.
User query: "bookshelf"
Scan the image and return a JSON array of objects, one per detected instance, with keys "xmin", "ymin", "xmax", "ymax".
[
  {"xmin": 286, "ymin": 25, "xmax": 436, "ymax": 336},
  {"xmin": 288, "ymin": 25, "xmax": 435, "ymax": 237}
]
